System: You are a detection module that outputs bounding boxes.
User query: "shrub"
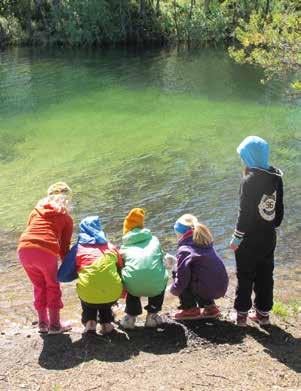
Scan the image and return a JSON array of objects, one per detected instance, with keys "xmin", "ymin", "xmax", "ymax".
[{"xmin": 0, "ymin": 15, "xmax": 23, "ymax": 46}]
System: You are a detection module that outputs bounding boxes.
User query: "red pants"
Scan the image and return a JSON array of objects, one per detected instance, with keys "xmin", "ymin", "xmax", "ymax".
[{"xmin": 18, "ymin": 248, "xmax": 63, "ymax": 312}]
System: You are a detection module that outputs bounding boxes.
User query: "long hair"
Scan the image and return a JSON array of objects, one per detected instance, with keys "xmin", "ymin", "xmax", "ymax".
[
  {"xmin": 192, "ymin": 222, "xmax": 213, "ymax": 246},
  {"xmin": 177, "ymin": 214, "xmax": 213, "ymax": 246}
]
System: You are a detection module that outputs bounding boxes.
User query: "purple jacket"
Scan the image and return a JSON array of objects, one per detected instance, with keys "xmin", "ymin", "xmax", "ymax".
[{"xmin": 170, "ymin": 234, "xmax": 228, "ymax": 300}]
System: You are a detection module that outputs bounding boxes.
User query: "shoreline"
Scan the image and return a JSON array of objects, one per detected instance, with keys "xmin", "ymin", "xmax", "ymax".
[
  {"xmin": 1, "ymin": 265, "xmax": 300, "ymax": 326},
  {"xmin": 0, "ymin": 269, "xmax": 300, "ymax": 390}
]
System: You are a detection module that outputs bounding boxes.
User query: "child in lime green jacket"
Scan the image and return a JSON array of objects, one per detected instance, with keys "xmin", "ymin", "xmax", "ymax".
[
  {"xmin": 120, "ymin": 208, "xmax": 168, "ymax": 329},
  {"xmin": 58, "ymin": 216, "xmax": 123, "ymax": 334}
]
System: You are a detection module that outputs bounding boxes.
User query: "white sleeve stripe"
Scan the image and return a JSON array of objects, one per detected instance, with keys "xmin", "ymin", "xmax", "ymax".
[
  {"xmin": 234, "ymin": 231, "xmax": 245, "ymax": 238},
  {"xmin": 234, "ymin": 229, "xmax": 245, "ymax": 235}
]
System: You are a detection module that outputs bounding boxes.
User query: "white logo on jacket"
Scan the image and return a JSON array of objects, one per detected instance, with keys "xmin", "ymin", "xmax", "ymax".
[{"xmin": 258, "ymin": 191, "xmax": 277, "ymax": 221}]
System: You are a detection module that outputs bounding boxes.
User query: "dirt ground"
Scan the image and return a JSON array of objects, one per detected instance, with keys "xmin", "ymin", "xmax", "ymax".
[{"xmin": 0, "ymin": 266, "xmax": 300, "ymax": 391}]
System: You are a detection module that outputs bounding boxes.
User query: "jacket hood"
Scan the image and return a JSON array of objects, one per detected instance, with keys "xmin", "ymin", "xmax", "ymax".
[
  {"xmin": 122, "ymin": 228, "xmax": 152, "ymax": 246},
  {"xmin": 35, "ymin": 197, "xmax": 68, "ymax": 217},
  {"xmin": 78, "ymin": 216, "xmax": 107, "ymax": 245},
  {"xmin": 237, "ymin": 136, "xmax": 269, "ymax": 169},
  {"xmin": 252, "ymin": 166, "xmax": 283, "ymax": 177},
  {"xmin": 36, "ymin": 194, "xmax": 72, "ymax": 216}
]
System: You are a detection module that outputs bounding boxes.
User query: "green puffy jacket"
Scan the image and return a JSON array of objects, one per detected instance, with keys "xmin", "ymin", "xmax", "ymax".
[{"xmin": 121, "ymin": 228, "xmax": 168, "ymax": 297}]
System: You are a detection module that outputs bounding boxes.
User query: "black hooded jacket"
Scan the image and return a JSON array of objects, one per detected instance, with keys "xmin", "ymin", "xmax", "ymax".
[{"xmin": 234, "ymin": 167, "xmax": 284, "ymax": 241}]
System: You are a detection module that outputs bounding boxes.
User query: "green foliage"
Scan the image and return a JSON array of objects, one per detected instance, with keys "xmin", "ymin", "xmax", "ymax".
[
  {"xmin": 229, "ymin": 6, "xmax": 301, "ymax": 94},
  {"xmin": 0, "ymin": 0, "xmax": 300, "ymax": 55},
  {"xmin": 0, "ymin": 15, "xmax": 23, "ymax": 46},
  {"xmin": 272, "ymin": 301, "xmax": 289, "ymax": 319},
  {"xmin": 0, "ymin": 0, "xmax": 230, "ymax": 46},
  {"xmin": 272, "ymin": 300, "xmax": 301, "ymax": 320},
  {"xmin": 170, "ymin": 2, "xmax": 228, "ymax": 46},
  {"xmin": 49, "ymin": 0, "xmax": 116, "ymax": 45}
]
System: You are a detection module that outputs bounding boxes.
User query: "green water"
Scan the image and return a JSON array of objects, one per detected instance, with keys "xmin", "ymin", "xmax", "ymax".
[{"xmin": 0, "ymin": 47, "xmax": 300, "ymax": 269}]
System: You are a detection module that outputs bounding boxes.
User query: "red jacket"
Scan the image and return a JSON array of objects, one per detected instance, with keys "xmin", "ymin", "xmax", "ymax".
[
  {"xmin": 76, "ymin": 243, "xmax": 123, "ymax": 271},
  {"xmin": 18, "ymin": 202, "xmax": 73, "ymax": 259}
]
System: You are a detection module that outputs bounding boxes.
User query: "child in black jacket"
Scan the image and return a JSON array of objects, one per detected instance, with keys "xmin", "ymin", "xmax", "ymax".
[{"xmin": 230, "ymin": 136, "xmax": 284, "ymax": 327}]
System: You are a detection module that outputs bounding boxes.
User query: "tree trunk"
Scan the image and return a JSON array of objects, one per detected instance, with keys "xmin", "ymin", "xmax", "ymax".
[
  {"xmin": 204, "ymin": 0, "xmax": 211, "ymax": 14},
  {"xmin": 140, "ymin": 0, "xmax": 145, "ymax": 16},
  {"xmin": 265, "ymin": 0, "xmax": 270, "ymax": 15},
  {"xmin": 156, "ymin": 0, "xmax": 160, "ymax": 16},
  {"xmin": 173, "ymin": 0, "xmax": 179, "ymax": 42},
  {"xmin": 187, "ymin": 0, "xmax": 195, "ymax": 49}
]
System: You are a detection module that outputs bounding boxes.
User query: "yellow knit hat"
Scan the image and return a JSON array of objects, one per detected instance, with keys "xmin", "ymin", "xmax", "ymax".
[
  {"xmin": 123, "ymin": 208, "xmax": 145, "ymax": 235},
  {"xmin": 47, "ymin": 182, "xmax": 72, "ymax": 196}
]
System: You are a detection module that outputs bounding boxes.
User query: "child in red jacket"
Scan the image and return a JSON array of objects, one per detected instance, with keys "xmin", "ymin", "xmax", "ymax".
[{"xmin": 18, "ymin": 182, "xmax": 73, "ymax": 334}]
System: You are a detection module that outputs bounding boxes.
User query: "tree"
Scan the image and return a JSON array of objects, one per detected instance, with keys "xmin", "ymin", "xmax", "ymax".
[{"xmin": 229, "ymin": 8, "xmax": 301, "ymax": 97}]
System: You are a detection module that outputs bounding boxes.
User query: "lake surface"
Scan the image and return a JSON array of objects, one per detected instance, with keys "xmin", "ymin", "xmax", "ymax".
[{"xmin": 0, "ymin": 47, "xmax": 300, "ymax": 272}]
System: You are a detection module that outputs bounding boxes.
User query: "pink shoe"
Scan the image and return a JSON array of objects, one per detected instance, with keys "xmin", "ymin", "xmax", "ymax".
[
  {"xmin": 200, "ymin": 306, "xmax": 221, "ymax": 319},
  {"xmin": 248, "ymin": 310, "xmax": 270, "ymax": 326},
  {"xmin": 101, "ymin": 323, "xmax": 115, "ymax": 334},
  {"xmin": 38, "ymin": 321, "xmax": 49, "ymax": 334},
  {"xmin": 48, "ymin": 321, "xmax": 72, "ymax": 335},
  {"xmin": 174, "ymin": 308, "xmax": 201, "ymax": 320},
  {"xmin": 231, "ymin": 311, "xmax": 247, "ymax": 327}
]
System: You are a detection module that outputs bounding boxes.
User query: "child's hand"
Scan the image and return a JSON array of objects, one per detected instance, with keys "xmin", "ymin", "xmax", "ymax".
[
  {"xmin": 229, "ymin": 237, "xmax": 242, "ymax": 251},
  {"xmin": 229, "ymin": 241, "xmax": 238, "ymax": 251},
  {"xmin": 166, "ymin": 284, "xmax": 173, "ymax": 295},
  {"xmin": 164, "ymin": 253, "xmax": 177, "ymax": 269}
]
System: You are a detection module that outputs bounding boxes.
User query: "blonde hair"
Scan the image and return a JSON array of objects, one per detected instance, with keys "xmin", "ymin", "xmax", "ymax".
[
  {"xmin": 47, "ymin": 182, "xmax": 72, "ymax": 196},
  {"xmin": 177, "ymin": 214, "xmax": 213, "ymax": 246},
  {"xmin": 36, "ymin": 182, "xmax": 73, "ymax": 213}
]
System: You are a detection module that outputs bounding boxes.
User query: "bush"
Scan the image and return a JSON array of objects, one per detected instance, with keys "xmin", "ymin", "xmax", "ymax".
[{"xmin": 0, "ymin": 15, "xmax": 23, "ymax": 47}]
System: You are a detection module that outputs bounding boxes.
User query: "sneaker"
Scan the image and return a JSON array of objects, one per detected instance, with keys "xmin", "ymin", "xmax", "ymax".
[
  {"xmin": 248, "ymin": 310, "xmax": 270, "ymax": 326},
  {"xmin": 231, "ymin": 311, "xmax": 247, "ymax": 327},
  {"xmin": 200, "ymin": 305, "xmax": 221, "ymax": 319},
  {"xmin": 145, "ymin": 313, "xmax": 163, "ymax": 328},
  {"xmin": 120, "ymin": 314, "xmax": 136, "ymax": 330},
  {"xmin": 174, "ymin": 307, "xmax": 201, "ymax": 320},
  {"xmin": 38, "ymin": 322, "xmax": 49, "ymax": 334},
  {"xmin": 101, "ymin": 323, "xmax": 115, "ymax": 334},
  {"xmin": 84, "ymin": 320, "xmax": 97, "ymax": 334},
  {"xmin": 48, "ymin": 321, "xmax": 72, "ymax": 335}
]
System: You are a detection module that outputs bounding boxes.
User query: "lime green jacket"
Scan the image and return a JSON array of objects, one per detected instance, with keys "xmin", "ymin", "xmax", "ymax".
[
  {"xmin": 77, "ymin": 252, "xmax": 122, "ymax": 304},
  {"xmin": 121, "ymin": 228, "xmax": 168, "ymax": 297}
]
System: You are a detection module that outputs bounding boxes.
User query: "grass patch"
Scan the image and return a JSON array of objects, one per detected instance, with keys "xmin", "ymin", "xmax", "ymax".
[{"xmin": 272, "ymin": 300, "xmax": 300, "ymax": 320}]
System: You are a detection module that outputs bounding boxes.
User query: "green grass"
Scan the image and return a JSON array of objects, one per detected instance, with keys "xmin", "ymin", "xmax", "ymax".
[{"xmin": 272, "ymin": 300, "xmax": 300, "ymax": 320}]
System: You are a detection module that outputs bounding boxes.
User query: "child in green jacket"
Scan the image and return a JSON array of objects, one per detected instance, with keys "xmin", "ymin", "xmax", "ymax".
[
  {"xmin": 120, "ymin": 208, "xmax": 168, "ymax": 329},
  {"xmin": 58, "ymin": 216, "xmax": 123, "ymax": 334}
]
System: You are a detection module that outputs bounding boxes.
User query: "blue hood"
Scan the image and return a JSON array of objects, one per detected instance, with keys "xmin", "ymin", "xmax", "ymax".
[
  {"xmin": 237, "ymin": 136, "xmax": 269, "ymax": 169},
  {"xmin": 78, "ymin": 216, "xmax": 107, "ymax": 245}
]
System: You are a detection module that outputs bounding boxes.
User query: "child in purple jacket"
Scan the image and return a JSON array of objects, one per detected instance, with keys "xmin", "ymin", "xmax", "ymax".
[{"xmin": 170, "ymin": 214, "xmax": 228, "ymax": 320}]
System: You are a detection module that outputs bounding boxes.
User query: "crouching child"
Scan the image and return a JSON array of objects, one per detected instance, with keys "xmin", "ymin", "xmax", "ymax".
[
  {"xmin": 58, "ymin": 216, "xmax": 123, "ymax": 334},
  {"xmin": 171, "ymin": 214, "xmax": 228, "ymax": 320},
  {"xmin": 120, "ymin": 208, "xmax": 168, "ymax": 329}
]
